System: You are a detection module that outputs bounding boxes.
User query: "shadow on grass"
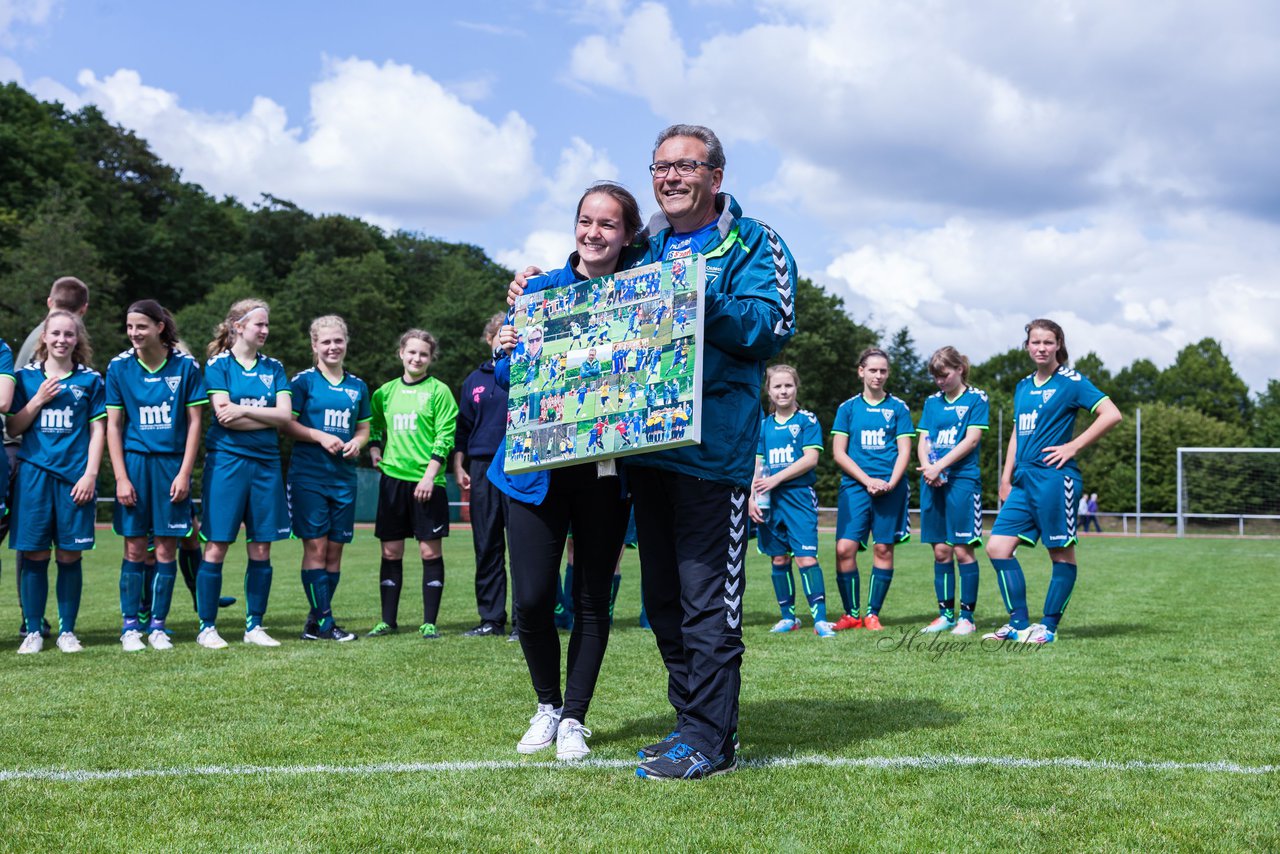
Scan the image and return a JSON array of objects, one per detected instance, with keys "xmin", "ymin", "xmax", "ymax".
[
  {"xmin": 1062, "ymin": 621, "xmax": 1151, "ymax": 639},
  {"xmin": 599, "ymin": 696, "xmax": 962, "ymax": 755}
]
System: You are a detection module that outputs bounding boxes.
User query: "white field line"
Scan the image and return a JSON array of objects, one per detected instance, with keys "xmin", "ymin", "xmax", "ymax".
[{"xmin": 1, "ymin": 754, "xmax": 1274, "ymax": 783}]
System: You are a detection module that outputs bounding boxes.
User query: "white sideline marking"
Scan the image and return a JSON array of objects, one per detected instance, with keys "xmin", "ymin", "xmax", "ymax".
[{"xmin": 1, "ymin": 754, "xmax": 1273, "ymax": 783}]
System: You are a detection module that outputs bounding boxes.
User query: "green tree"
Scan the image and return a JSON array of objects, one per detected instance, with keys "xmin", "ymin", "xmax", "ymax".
[
  {"xmin": 1252, "ymin": 380, "xmax": 1280, "ymax": 448},
  {"xmin": 970, "ymin": 347, "xmax": 1030, "ymax": 393},
  {"xmin": 1155, "ymin": 338, "xmax": 1252, "ymax": 427},
  {"xmin": 1073, "ymin": 351, "xmax": 1111, "ymax": 389},
  {"xmin": 884, "ymin": 327, "xmax": 934, "ymax": 411},
  {"xmin": 1110, "ymin": 358, "xmax": 1160, "ymax": 411}
]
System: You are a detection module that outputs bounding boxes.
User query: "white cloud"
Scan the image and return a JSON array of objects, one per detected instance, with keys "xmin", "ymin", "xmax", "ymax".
[
  {"xmin": 0, "ymin": 0, "xmax": 56, "ymax": 47},
  {"xmin": 65, "ymin": 57, "xmax": 541, "ymax": 231}
]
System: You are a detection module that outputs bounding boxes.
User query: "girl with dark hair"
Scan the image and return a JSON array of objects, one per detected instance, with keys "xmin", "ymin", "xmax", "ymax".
[
  {"xmin": 105, "ymin": 300, "xmax": 208, "ymax": 650},
  {"xmin": 983, "ymin": 319, "xmax": 1122, "ymax": 644},
  {"xmin": 829, "ymin": 347, "xmax": 916, "ymax": 631},
  {"xmin": 9, "ymin": 311, "xmax": 105, "ymax": 654}
]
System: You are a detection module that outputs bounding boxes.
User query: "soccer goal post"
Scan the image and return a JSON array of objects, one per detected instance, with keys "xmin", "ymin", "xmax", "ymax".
[{"xmin": 1176, "ymin": 447, "xmax": 1280, "ymax": 536}]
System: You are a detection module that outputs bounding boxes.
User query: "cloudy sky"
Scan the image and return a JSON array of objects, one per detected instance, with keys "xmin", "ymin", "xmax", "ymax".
[{"xmin": 4, "ymin": 0, "xmax": 1278, "ymax": 391}]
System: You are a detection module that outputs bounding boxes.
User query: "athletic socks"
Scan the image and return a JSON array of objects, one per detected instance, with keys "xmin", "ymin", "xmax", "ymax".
[
  {"xmin": 379, "ymin": 557, "xmax": 404, "ymax": 625},
  {"xmin": 771, "ymin": 566, "xmax": 796, "ymax": 620},
  {"xmin": 301, "ymin": 568, "xmax": 333, "ymax": 631},
  {"xmin": 139, "ymin": 561, "xmax": 157, "ymax": 624},
  {"xmin": 991, "ymin": 557, "xmax": 1030, "ymax": 629},
  {"xmin": 608, "ymin": 574, "xmax": 621, "ymax": 623},
  {"xmin": 933, "ymin": 560, "xmax": 956, "ymax": 620},
  {"xmin": 799, "ymin": 563, "xmax": 827, "ymax": 623},
  {"xmin": 19, "ymin": 557, "xmax": 49, "ymax": 635},
  {"xmin": 422, "ymin": 557, "xmax": 444, "ymax": 625},
  {"xmin": 149, "ymin": 561, "xmax": 177, "ymax": 630},
  {"xmin": 244, "ymin": 558, "xmax": 273, "ymax": 631},
  {"xmin": 1042, "ymin": 561, "xmax": 1078, "ymax": 631},
  {"xmin": 119, "ymin": 559, "xmax": 146, "ymax": 630},
  {"xmin": 196, "ymin": 560, "xmax": 223, "ymax": 628},
  {"xmin": 867, "ymin": 567, "xmax": 893, "ymax": 617},
  {"xmin": 179, "ymin": 547, "xmax": 200, "ymax": 609},
  {"xmin": 55, "ymin": 559, "xmax": 82, "ymax": 634},
  {"xmin": 957, "ymin": 560, "xmax": 980, "ymax": 621},
  {"xmin": 836, "ymin": 569, "xmax": 860, "ymax": 617}
]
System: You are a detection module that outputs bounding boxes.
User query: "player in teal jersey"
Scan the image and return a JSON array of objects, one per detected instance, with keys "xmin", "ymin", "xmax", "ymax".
[
  {"xmin": 105, "ymin": 301, "xmax": 207, "ymax": 651},
  {"xmin": 197, "ymin": 299, "xmax": 294, "ymax": 651},
  {"xmin": 984, "ymin": 319, "xmax": 1122, "ymax": 644},
  {"xmin": 7, "ymin": 311, "xmax": 106, "ymax": 654},
  {"xmin": 368, "ymin": 329, "xmax": 458, "ymax": 640},
  {"xmin": 915, "ymin": 346, "xmax": 989, "ymax": 636},
  {"xmin": 749, "ymin": 365, "xmax": 833, "ymax": 637},
  {"xmin": 831, "ymin": 347, "xmax": 916, "ymax": 632},
  {"xmin": 0, "ymin": 338, "xmax": 13, "ymax": 588},
  {"xmin": 283, "ymin": 316, "xmax": 371, "ymax": 643}
]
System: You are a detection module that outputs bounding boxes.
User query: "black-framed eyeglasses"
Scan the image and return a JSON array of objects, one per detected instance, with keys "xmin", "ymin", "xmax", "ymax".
[{"xmin": 649, "ymin": 159, "xmax": 716, "ymax": 177}]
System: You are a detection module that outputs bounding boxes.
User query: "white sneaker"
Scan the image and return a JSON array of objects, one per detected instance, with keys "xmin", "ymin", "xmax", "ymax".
[
  {"xmin": 121, "ymin": 629, "xmax": 146, "ymax": 652},
  {"xmin": 17, "ymin": 632, "xmax": 43, "ymax": 654},
  {"xmin": 197, "ymin": 626, "xmax": 229, "ymax": 649},
  {"xmin": 517, "ymin": 703, "xmax": 562, "ymax": 754},
  {"xmin": 951, "ymin": 618, "xmax": 976, "ymax": 636},
  {"xmin": 556, "ymin": 718, "xmax": 593, "ymax": 761},
  {"xmin": 56, "ymin": 632, "xmax": 83, "ymax": 653},
  {"xmin": 243, "ymin": 626, "xmax": 281, "ymax": 647},
  {"xmin": 148, "ymin": 630, "xmax": 174, "ymax": 650}
]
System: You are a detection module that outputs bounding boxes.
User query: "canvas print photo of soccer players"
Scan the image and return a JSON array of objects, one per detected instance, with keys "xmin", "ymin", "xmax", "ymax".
[{"xmin": 504, "ymin": 257, "xmax": 704, "ymax": 473}]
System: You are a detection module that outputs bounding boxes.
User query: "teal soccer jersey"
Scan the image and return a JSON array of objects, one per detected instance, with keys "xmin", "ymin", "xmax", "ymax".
[
  {"xmin": 204, "ymin": 351, "xmax": 291, "ymax": 461},
  {"xmin": 9, "ymin": 363, "xmax": 106, "ymax": 482},
  {"xmin": 288, "ymin": 367, "xmax": 372, "ymax": 485},
  {"xmin": 105, "ymin": 348, "xmax": 207, "ymax": 454},
  {"xmin": 917, "ymin": 386, "xmax": 989, "ymax": 483},
  {"xmin": 1012, "ymin": 367, "xmax": 1107, "ymax": 475},
  {"xmin": 757, "ymin": 410, "xmax": 824, "ymax": 489},
  {"xmin": 0, "ymin": 340, "xmax": 13, "ymax": 383},
  {"xmin": 831, "ymin": 393, "xmax": 915, "ymax": 483}
]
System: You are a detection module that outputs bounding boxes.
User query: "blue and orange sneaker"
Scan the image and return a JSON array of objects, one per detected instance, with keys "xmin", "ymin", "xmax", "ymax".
[
  {"xmin": 813, "ymin": 620, "xmax": 837, "ymax": 638},
  {"xmin": 769, "ymin": 617, "xmax": 801, "ymax": 633}
]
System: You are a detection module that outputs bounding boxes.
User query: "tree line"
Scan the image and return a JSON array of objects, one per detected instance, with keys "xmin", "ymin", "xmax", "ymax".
[{"xmin": 3, "ymin": 82, "xmax": 1276, "ymax": 515}]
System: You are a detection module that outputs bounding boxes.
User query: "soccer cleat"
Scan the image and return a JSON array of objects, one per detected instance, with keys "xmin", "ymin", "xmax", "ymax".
[
  {"xmin": 507, "ymin": 628, "xmax": 520, "ymax": 643},
  {"xmin": 921, "ymin": 616, "xmax": 957, "ymax": 633},
  {"xmin": 243, "ymin": 626, "xmax": 281, "ymax": 647},
  {"xmin": 833, "ymin": 614, "xmax": 863, "ymax": 631},
  {"xmin": 637, "ymin": 730, "xmax": 682, "ymax": 760},
  {"xmin": 300, "ymin": 621, "xmax": 321, "ymax": 641},
  {"xmin": 17, "ymin": 632, "xmax": 43, "ymax": 654},
  {"xmin": 951, "ymin": 618, "xmax": 977, "ymax": 636},
  {"xmin": 218, "ymin": 596, "xmax": 238, "ymax": 608},
  {"xmin": 982, "ymin": 624, "xmax": 1041, "ymax": 643},
  {"xmin": 517, "ymin": 703, "xmax": 562, "ymax": 754},
  {"xmin": 768, "ymin": 617, "xmax": 801, "ymax": 633},
  {"xmin": 18, "ymin": 617, "xmax": 54, "ymax": 639},
  {"xmin": 197, "ymin": 626, "xmax": 229, "ymax": 649},
  {"xmin": 419, "ymin": 622, "xmax": 441, "ymax": 640},
  {"xmin": 55, "ymin": 632, "xmax": 83, "ymax": 653},
  {"xmin": 863, "ymin": 614, "xmax": 884, "ymax": 631},
  {"xmin": 320, "ymin": 624, "xmax": 357, "ymax": 642},
  {"xmin": 556, "ymin": 718, "xmax": 593, "ymax": 761},
  {"xmin": 366, "ymin": 621, "xmax": 398, "ymax": 637},
  {"xmin": 1024, "ymin": 623, "xmax": 1056, "ymax": 644},
  {"xmin": 814, "ymin": 620, "xmax": 837, "ymax": 638},
  {"xmin": 462, "ymin": 622, "xmax": 502, "ymax": 638},
  {"xmin": 121, "ymin": 629, "xmax": 146, "ymax": 652},
  {"xmin": 635, "ymin": 742, "xmax": 737, "ymax": 780},
  {"xmin": 148, "ymin": 630, "xmax": 174, "ymax": 650}
]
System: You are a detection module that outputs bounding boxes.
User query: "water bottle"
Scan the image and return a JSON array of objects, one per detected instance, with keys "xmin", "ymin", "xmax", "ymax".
[
  {"xmin": 928, "ymin": 446, "xmax": 948, "ymax": 484},
  {"xmin": 756, "ymin": 487, "xmax": 771, "ymax": 512}
]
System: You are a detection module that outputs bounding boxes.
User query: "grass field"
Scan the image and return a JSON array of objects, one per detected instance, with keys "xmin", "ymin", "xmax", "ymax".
[{"xmin": 1, "ymin": 533, "xmax": 1277, "ymax": 851}]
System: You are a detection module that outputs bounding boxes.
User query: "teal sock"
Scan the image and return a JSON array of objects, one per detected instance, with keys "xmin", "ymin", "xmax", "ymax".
[
  {"xmin": 933, "ymin": 561, "xmax": 955, "ymax": 619},
  {"xmin": 120, "ymin": 559, "xmax": 146, "ymax": 630},
  {"xmin": 327, "ymin": 570, "xmax": 341, "ymax": 604},
  {"xmin": 836, "ymin": 570, "xmax": 860, "ymax": 616},
  {"xmin": 196, "ymin": 560, "xmax": 223, "ymax": 628},
  {"xmin": 149, "ymin": 561, "xmax": 177, "ymax": 630},
  {"xmin": 1042, "ymin": 562, "xmax": 1077, "ymax": 632},
  {"xmin": 245, "ymin": 558, "xmax": 273, "ymax": 631},
  {"xmin": 770, "ymin": 566, "xmax": 796, "ymax": 620},
  {"xmin": 957, "ymin": 561, "xmax": 980, "ymax": 621},
  {"xmin": 19, "ymin": 557, "xmax": 49, "ymax": 635},
  {"xmin": 55, "ymin": 559, "xmax": 83, "ymax": 634},
  {"xmin": 560, "ymin": 563, "xmax": 575, "ymax": 617},
  {"xmin": 867, "ymin": 567, "xmax": 893, "ymax": 616},
  {"xmin": 799, "ymin": 563, "xmax": 827, "ymax": 623},
  {"xmin": 179, "ymin": 548, "xmax": 200, "ymax": 609},
  {"xmin": 609, "ymin": 574, "xmax": 621, "ymax": 623},
  {"xmin": 139, "ymin": 561, "xmax": 157, "ymax": 623},
  {"xmin": 991, "ymin": 557, "xmax": 1030, "ymax": 629},
  {"xmin": 302, "ymin": 568, "xmax": 332, "ymax": 631}
]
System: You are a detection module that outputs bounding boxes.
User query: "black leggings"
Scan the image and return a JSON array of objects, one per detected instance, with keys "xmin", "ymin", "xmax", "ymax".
[{"xmin": 508, "ymin": 464, "xmax": 628, "ymax": 724}]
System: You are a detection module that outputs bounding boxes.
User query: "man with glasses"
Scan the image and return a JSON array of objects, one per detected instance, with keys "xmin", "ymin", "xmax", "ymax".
[{"xmin": 629, "ymin": 124, "xmax": 797, "ymax": 781}]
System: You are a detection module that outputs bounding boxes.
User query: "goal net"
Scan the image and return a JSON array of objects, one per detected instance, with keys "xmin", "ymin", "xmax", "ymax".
[{"xmin": 1176, "ymin": 447, "xmax": 1280, "ymax": 536}]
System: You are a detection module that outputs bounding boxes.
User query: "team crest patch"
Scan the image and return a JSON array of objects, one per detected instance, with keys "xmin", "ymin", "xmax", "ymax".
[
  {"xmin": 789, "ymin": 424, "xmax": 800, "ymax": 437},
  {"xmin": 165, "ymin": 377, "xmax": 181, "ymax": 393},
  {"xmin": 259, "ymin": 375, "xmax": 272, "ymax": 388},
  {"xmin": 69, "ymin": 385, "xmax": 84, "ymax": 401},
  {"xmin": 955, "ymin": 406, "xmax": 969, "ymax": 419},
  {"xmin": 882, "ymin": 410, "xmax": 893, "ymax": 423},
  {"xmin": 345, "ymin": 389, "xmax": 358, "ymax": 402},
  {"xmin": 1042, "ymin": 389, "xmax": 1056, "ymax": 403}
]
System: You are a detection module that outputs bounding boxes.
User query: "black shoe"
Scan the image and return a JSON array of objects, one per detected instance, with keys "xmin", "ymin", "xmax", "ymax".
[
  {"xmin": 637, "ymin": 730, "xmax": 682, "ymax": 760},
  {"xmin": 462, "ymin": 622, "xmax": 502, "ymax": 638},
  {"xmin": 635, "ymin": 742, "xmax": 737, "ymax": 780},
  {"xmin": 321, "ymin": 624, "xmax": 357, "ymax": 642},
  {"xmin": 301, "ymin": 621, "xmax": 320, "ymax": 641},
  {"xmin": 218, "ymin": 596, "xmax": 238, "ymax": 609},
  {"xmin": 507, "ymin": 628, "xmax": 520, "ymax": 642}
]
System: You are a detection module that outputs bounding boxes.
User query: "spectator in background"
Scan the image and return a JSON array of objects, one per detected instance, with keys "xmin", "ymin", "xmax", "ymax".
[{"xmin": 1085, "ymin": 493, "xmax": 1102, "ymax": 533}]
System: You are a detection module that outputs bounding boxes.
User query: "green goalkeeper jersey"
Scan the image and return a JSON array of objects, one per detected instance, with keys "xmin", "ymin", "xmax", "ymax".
[{"xmin": 369, "ymin": 374, "xmax": 458, "ymax": 485}]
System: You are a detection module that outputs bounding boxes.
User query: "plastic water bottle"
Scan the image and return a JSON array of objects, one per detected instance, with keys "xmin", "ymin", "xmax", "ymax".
[
  {"xmin": 756, "ymin": 487, "xmax": 771, "ymax": 512},
  {"xmin": 928, "ymin": 446, "xmax": 948, "ymax": 484}
]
